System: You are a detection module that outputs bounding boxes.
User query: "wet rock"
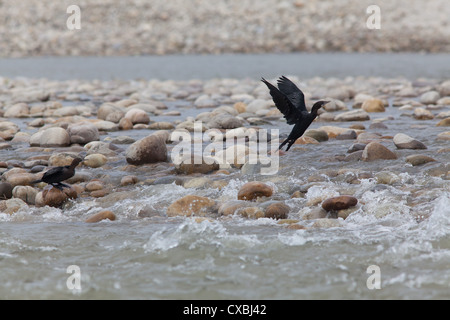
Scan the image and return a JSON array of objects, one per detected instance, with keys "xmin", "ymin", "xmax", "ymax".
[
  {"xmin": 85, "ymin": 210, "xmax": 116, "ymax": 223},
  {"xmin": 0, "ymin": 182, "xmax": 13, "ymax": 200},
  {"xmin": 286, "ymin": 224, "xmax": 307, "ymax": 230},
  {"xmin": 30, "ymin": 127, "xmax": 70, "ymax": 147},
  {"xmin": 214, "ymin": 144, "xmax": 249, "ymax": 168},
  {"xmin": 436, "ymin": 117, "xmax": 450, "ymax": 127},
  {"xmin": 153, "ymin": 176, "xmax": 184, "ymax": 185},
  {"xmin": 107, "ymin": 135, "xmax": 135, "ymax": 145},
  {"xmin": 437, "ymin": 132, "xmax": 450, "ymax": 140},
  {"xmin": 148, "ymin": 122, "xmax": 175, "ymax": 130},
  {"xmin": 294, "ymin": 136, "xmax": 319, "ymax": 145},
  {"xmin": 83, "ymin": 153, "xmax": 107, "ymax": 168},
  {"xmin": 67, "ymin": 123, "xmax": 99, "ymax": 145},
  {"xmin": 2, "ymin": 198, "xmax": 28, "ymax": 215},
  {"xmin": 406, "ymin": 154, "xmax": 437, "ymax": 166},
  {"xmin": 420, "ymin": 91, "xmax": 440, "ymax": 104},
  {"xmin": 166, "ymin": 195, "xmax": 216, "ymax": 217},
  {"xmin": 234, "ymin": 102, "xmax": 246, "ymax": 113},
  {"xmin": 375, "ymin": 171, "xmax": 401, "ymax": 185},
  {"xmin": 304, "ymin": 129, "xmax": 329, "ymax": 142},
  {"xmin": 318, "ymin": 126, "xmax": 358, "ymax": 138},
  {"xmin": 277, "ymin": 219, "xmax": 301, "ymax": 225},
  {"xmin": 343, "ymin": 150, "xmax": 363, "ymax": 162},
  {"xmin": 327, "ymin": 86, "xmax": 353, "ymax": 101},
  {"xmin": 194, "ymin": 95, "xmax": 217, "ymax": 108},
  {"xmin": 264, "ymin": 202, "xmax": 290, "ymax": 219},
  {"xmin": 206, "ymin": 114, "xmax": 245, "ymax": 129},
  {"xmin": 12, "ymin": 186, "xmax": 38, "ymax": 205},
  {"xmin": 85, "ymin": 180, "xmax": 104, "ymax": 192},
  {"xmin": 119, "ymin": 117, "xmax": 133, "ymax": 130},
  {"xmin": 322, "ymin": 195, "xmax": 358, "ymax": 212},
  {"xmin": 11, "ymin": 132, "xmax": 31, "ymax": 143},
  {"xmin": 52, "ymin": 106, "xmax": 80, "ymax": 117},
  {"xmin": 174, "ymin": 154, "xmax": 219, "ymax": 174},
  {"xmin": 237, "ymin": 181, "xmax": 273, "ymax": 201},
  {"xmin": 41, "ymin": 185, "xmax": 78, "ymax": 208},
  {"xmin": 336, "ymin": 130, "xmax": 357, "ymax": 140},
  {"xmin": 85, "ymin": 141, "xmax": 119, "ymax": 156},
  {"xmin": 138, "ymin": 205, "xmax": 163, "ymax": 218},
  {"xmin": 4, "ymin": 172, "xmax": 37, "ymax": 187},
  {"xmin": 335, "ymin": 110, "xmax": 370, "ymax": 121},
  {"xmin": 357, "ymin": 132, "xmax": 382, "ymax": 143},
  {"xmin": 48, "ymin": 152, "xmax": 79, "ymax": 167},
  {"xmin": 245, "ymin": 99, "xmax": 272, "ymax": 113},
  {"xmin": 236, "ymin": 206, "xmax": 265, "ymax": 219},
  {"xmin": 393, "ymin": 133, "xmax": 427, "ymax": 149},
  {"xmin": 369, "ymin": 122, "xmax": 388, "ymax": 130},
  {"xmin": 218, "ymin": 200, "xmax": 254, "ymax": 216},
  {"xmin": 4, "ymin": 102, "xmax": 29, "ymax": 118},
  {"xmin": 127, "ymin": 103, "xmax": 158, "ymax": 114},
  {"xmin": 120, "ymin": 175, "xmax": 138, "ymax": 186},
  {"xmin": 362, "ymin": 99, "xmax": 385, "ymax": 112},
  {"xmin": 97, "ymin": 103, "xmax": 125, "ymax": 121},
  {"xmin": 347, "ymin": 143, "xmax": 366, "ymax": 153},
  {"xmin": 414, "ymin": 108, "xmax": 434, "ymax": 120},
  {"xmin": 301, "ymin": 207, "xmax": 328, "ymax": 220},
  {"xmin": 90, "ymin": 189, "xmax": 109, "ymax": 198},
  {"xmin": 93, "ymin": 120, "xmax": 119, "ymax": 131},
  {"xmin": 125, "ymin": 133, "xmax": 167, "ymax": 165},
  {"xmin": 0, "ymin": 121, "xmax": 20, "ymax": 140},
  {"xmin": 362, "ymin": 142, "xmax": 397, "ymax": 161},
  {"xmin": 124, "ymin": 108, "xmax": 150, "ymax": 124},
  {"xmin": 438, "ymin": 80, "xmax": 450, "ymax": 96},
  {"xmin": 183, "ymin": 177, "xmax": 212, "ymax": 189}
]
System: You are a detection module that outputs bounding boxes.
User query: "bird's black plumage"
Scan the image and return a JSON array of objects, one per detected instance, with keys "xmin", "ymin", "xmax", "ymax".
[
  {"xmin": 262, "ymin": 76, "xmax": 328, "ymax": 151},
  {"xmin": 33, "ymin": 157, "xmax": 83, "ymax": 189}
]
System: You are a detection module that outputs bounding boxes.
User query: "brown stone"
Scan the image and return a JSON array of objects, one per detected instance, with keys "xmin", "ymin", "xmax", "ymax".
[
  {"xmin": 120, "ymin": 175, "xmax": 138, "ymax": 186},
  {"xmin": 322, "ymin": 195, "xmax": 358, "ymax": 212},
  {"xmin": 42, "ymin": 185, "xmax": 78, "ymax": 208},
  {"xmin": 125, "ymin": 134, "xmax": 167, "ymax": 165},
  {"xmin": 236, "ymin": 206, "xmax": 264, "ymax": 219},
  {"xmin": 361, "ymin": 99, "xmax": 386, "ymax": 112},
  {"xmin": 406, "ymin": 154, "xmax": 437, "ymax": 166},
  {"xmin": 237, "ymin": 181, "xmax": 273, "ymax": 201},
  {"xmin": 286, "ymin": 224, "xmax": 307, "ymax": 230},
  {"xmin": 264, "ymin": 202, "xmax": 290, "ymax": 219},
  {"xmin": 85, "ymin": 210, "xmax": 116, "ymax": 223},
  {"xmin": 174, "ymin": 154, "xmax": 219, "ymax": 174},
  {"xmin": 362, "ymin": 142, "xmax": 397, "ymax": 161},
  {"xmin": 167, "ymin": 195, "xmax": 216, "ymax": 217},
  {"xmin": 436, "ymin": 118, "xmax": 450, "ymax": 127}
]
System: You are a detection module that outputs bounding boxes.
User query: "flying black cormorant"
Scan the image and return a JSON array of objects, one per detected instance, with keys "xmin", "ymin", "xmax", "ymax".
[{"xmin": 261, "ymin": 76, "xmax": 329, "ymax": 151}]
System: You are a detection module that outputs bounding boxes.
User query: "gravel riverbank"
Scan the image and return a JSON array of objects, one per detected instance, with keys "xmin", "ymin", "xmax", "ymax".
[{"xmin": 1, "ymin": 0, "xmax": 449, "ymax": 57}]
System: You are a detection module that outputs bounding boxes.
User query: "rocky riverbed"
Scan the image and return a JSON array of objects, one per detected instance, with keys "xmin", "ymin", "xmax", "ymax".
[
  {"xmin": 1, "ymin": 0, "xmax": 449, "ymax": 57},
  {"xmin": 0, "ymin": 75, "xmax": 448, "ymax": 224},
  {"xmin": 0, "ymin": 74, "xmax": 449, "ymax": 299}
]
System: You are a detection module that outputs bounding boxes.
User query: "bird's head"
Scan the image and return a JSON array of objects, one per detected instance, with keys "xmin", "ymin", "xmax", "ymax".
[
  {"xmin": 311, "ymin": 100, "xmax": 329, "ymax": 114},
  {"xmin": 70, "ymin": 157, "xmax": 83, "ymax": 168}
]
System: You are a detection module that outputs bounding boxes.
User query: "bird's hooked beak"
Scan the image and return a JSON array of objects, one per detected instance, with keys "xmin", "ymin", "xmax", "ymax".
[{"xmin": 323, "ymin": 101, "xmax": 330, "ymax": 105}]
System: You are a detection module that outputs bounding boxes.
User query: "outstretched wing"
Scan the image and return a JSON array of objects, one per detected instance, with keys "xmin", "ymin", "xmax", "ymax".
[
  {"xmin": 261, "ymin": 77, "xmax": 302, "ymax": 125},
  {"xmin": 277, "ymin": 76, "xmax": 307, "ymax": 113}
]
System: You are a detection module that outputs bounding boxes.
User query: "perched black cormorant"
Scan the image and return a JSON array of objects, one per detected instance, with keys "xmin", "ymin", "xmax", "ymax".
[
  {"xmin": 32, "ymin": 157, "xmax": 83, "ymax": 189},
  {"xmin": 261, "ymin": 76, "xmax": 329, "ymax": 151}
]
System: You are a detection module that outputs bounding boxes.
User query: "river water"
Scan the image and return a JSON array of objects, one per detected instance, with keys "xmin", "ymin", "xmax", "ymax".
[{"xmin": 0, "ymin": 53, "xmax": 449, "ymax": 300}]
